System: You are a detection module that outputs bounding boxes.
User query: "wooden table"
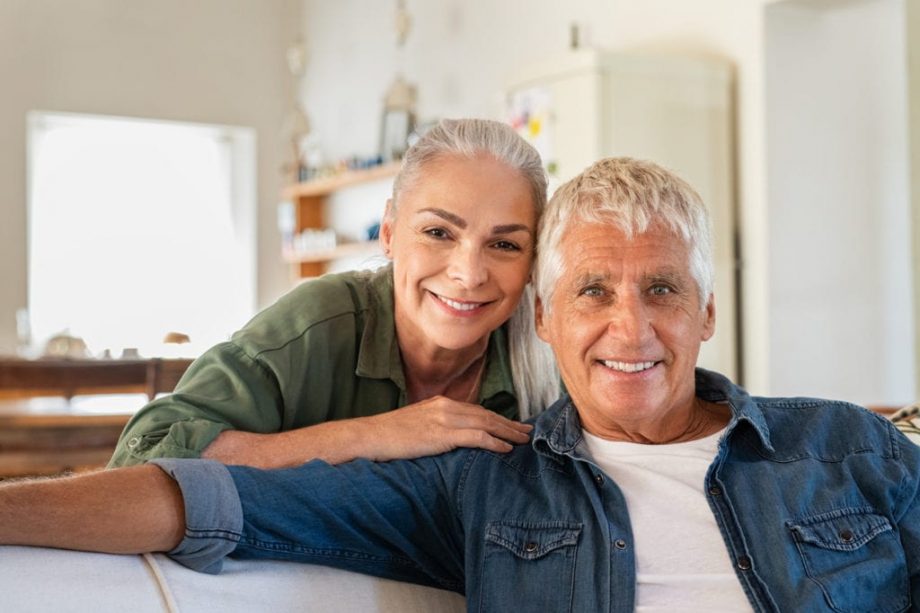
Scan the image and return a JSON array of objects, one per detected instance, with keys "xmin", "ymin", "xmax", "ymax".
[
  {"xmin": 0, "ymin": 357, "xmax": 193, "ymax": 400},
  {"xmin": 0, "ymin": 394, "xmax": 148, "ymax": 478}
]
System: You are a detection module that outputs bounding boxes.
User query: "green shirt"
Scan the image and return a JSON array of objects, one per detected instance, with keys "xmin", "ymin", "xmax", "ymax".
[{"xmin": 109, "ymin": 266, "xmax": 518, "ymax": 467}]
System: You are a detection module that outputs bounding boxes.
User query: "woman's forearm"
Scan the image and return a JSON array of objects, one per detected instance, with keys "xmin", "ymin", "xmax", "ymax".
[
  {"xmin": 0, "ymin": 465, "xmax": 185, "ymax": 553},
  {"xmin": 201, "ymin": 420, "xmax": 367, "ymax": 468},
  {"xmin": 201, "ymin": 397, "xmax": 533, "ymax": 469}
]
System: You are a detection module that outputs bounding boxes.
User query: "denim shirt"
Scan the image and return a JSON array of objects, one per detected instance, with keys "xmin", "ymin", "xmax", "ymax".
[{"xmin": 156, "ymin": 369, "xmax": 920, "ymax": 612}]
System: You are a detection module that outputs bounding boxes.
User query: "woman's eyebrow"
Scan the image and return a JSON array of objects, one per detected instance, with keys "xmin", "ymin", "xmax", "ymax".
[
  {"xmin": 492, "ymin": 223, "xmax": 531, "ymax": 235},
  {"xmin": 417, "ymin": 207, "xmax": 466, "ymax": 228},
  {"xmin": 416, "ymin": 208, "xmax": 531, "ymax": 235}
]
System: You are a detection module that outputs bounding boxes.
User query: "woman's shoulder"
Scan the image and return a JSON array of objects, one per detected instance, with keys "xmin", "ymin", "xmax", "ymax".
[{"xmin": 232, "ymin": 267, "xmax": 393, "ymax": 354}]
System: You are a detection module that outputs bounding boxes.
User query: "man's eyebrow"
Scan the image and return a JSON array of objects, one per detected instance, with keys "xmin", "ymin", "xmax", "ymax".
[
  {"xmin": 416, "ymin": 209, "xmax": 532, "ymax": 235},
  {"xmin": 573, "ymin": 272, "xmax": 611, "ymax": 287},
  {"xmin": 645, "ymin": 270, "xmax": 685, "ymax": 284}
]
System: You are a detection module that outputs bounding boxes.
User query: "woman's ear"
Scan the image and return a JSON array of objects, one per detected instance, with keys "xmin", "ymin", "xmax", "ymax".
[{"xmin": 380, "ymin": 199, "xmax": 395, "ymax": 258}]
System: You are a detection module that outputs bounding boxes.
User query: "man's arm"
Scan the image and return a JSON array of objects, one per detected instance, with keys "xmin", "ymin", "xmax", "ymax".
[
  {"xmin": 158, "ymin": 455, "xmax": 468, "ymax": 589},
  {"xmin": 0, "ymin": 465, "xmax": 184, "ymax": 554}
]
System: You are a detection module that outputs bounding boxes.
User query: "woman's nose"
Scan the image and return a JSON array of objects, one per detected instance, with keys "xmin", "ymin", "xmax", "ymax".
[{"xmin": 447, "ymin": 246, "xmax": 488, "ymax": 289}]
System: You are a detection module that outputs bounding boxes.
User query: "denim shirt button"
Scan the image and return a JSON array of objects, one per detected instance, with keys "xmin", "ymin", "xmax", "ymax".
[
  {"xmin": 708, "ymin": 484, "xmax": 722, "ymax": 496},
  {"xmin": 594, "ymin": 474, "xmax": 604, "ymax": 486},
  {"xmin": 524, "ymin": 542, "xmax": 538, "ymax": 553},
  {"xmin": 614, "ymin": 539, "xmax": 627, "ymax": 550},
  {"xmin": 839, "ymin": 529, "xmax": 854, "ymax": 542},
  {"xmin": 737, "ymin": 555, "xmax": 752, "ymax": 571}
]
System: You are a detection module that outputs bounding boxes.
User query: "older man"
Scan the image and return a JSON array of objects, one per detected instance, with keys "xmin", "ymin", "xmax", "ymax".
[{"xmin": 1, "ymin": 158, "xmax": 918, "ymax": 611}]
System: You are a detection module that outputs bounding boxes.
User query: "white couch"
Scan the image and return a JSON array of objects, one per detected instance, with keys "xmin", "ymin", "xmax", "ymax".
[{"xmin": 0, "ymin": 546, "xmax": 465, "ymax": 613}]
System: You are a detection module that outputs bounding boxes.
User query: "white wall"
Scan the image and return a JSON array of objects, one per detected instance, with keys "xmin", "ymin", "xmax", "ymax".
[
  {"xmin": 0, "ymin": 0, "xmax": 298, "ymax": 354},
  {"xmin": 765, "ymin": 0, "xmax": 914, "ymax": 405}
]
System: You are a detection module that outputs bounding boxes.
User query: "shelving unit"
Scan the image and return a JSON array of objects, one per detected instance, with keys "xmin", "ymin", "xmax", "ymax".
[{"xmin": 282, "ymin": 162, "xmax": 400, "ymax": 278}]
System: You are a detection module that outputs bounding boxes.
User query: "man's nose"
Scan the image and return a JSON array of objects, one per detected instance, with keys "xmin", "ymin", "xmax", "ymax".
[
  {"xmin": 607, "ymin": 294, "xmax": 652, "ymax": 344},
  {"xmin": 447, "ymin": 245, "xmax": 488, "ymax": 289}
]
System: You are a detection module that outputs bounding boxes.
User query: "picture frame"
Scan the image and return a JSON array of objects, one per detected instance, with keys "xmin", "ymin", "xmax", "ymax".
[{"xmin": 380, "ymin": 108, "xmax": 413, "ymax": 161}]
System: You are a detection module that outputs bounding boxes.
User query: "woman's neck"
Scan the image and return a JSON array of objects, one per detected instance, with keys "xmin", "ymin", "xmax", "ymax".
[{"xmin": 400, "ymin": 337, "xmax": 489, "ymax": 404}]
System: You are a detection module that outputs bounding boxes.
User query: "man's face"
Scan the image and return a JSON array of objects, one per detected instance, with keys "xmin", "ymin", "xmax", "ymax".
[{"xmin": 535, "ymin": 221, "xmax": 715, "ymax": 440}]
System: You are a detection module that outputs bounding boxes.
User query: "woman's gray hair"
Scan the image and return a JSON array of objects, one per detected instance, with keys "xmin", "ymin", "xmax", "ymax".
[
  {"xmin": 535, "ymin": 157, "xmax": 714, "ymax": 311},
  {"xmin": 392, "ymin": 118, "xmax": 558, "ymax": 418}
]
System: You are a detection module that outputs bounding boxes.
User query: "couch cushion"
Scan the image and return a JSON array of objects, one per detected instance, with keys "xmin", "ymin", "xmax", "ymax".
[{"xmin": 0, "ymin": 546, "xmax": 465, "ymax": 612}]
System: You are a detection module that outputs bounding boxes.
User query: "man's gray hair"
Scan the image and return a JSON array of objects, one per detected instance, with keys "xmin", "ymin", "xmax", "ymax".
[
  {"xmin": 391, "ymin": 118, "xmax": 558, "ymax": 417},
  {"xmin": 535, "ymin": 157, "xmax": 714, "ymax": 311}
]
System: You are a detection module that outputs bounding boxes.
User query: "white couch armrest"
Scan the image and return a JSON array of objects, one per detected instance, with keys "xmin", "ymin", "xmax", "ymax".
[{"xmin": 0, "ymin": 546, "xmax": 465, "ymax": 613}]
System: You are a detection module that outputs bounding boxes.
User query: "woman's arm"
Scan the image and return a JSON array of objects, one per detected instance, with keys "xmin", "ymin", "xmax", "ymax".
[
  {"xmin": 202, "ymin": 395, "xmax": 532, "ymax": 468},
  {"xmin": 0, "ymin": 465, "xmax": 183, "ymax": 553}
]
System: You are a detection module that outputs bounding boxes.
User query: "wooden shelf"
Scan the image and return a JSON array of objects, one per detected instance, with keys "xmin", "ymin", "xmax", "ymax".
[
  {"xmin": 283, "ymin": 163, "xmax": 398, "ymax": 279},
  {"xmin": 283, "ymin": 162, "xmax": 401, "ymax": 199},
  {"xmin": 283, "ymin": 241, "xmax": 381, "ymax": 264}
]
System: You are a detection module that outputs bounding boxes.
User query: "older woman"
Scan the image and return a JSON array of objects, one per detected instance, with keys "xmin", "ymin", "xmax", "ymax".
[{"xmin": 109, "ymin": 119, "xmax": 558, "ymax": 469}]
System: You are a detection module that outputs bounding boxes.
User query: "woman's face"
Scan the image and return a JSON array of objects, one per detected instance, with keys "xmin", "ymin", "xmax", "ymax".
[{"xmin": 382, "ymin": 154, "xmax": 537, "ymax": 357}]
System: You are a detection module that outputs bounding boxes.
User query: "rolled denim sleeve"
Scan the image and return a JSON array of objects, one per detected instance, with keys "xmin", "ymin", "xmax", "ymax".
[{"xmin": 150, "ymin": 458, "xmax": 244, "ymax": 574}]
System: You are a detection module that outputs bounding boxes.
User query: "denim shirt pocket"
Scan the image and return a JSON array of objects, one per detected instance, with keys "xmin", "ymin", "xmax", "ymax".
[
  {"xmin": 788, "ymin": 508, "xmax": 910, "ymax": 613},
  {"xmin": 478, "ymin": 521, "xmax": 582, "ymax": 613}
]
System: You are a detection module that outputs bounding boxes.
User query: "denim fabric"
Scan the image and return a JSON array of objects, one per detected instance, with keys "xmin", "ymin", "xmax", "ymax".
[{"xmin": 160, "ymin": 369, "xmax": 920, "ymax": 612}]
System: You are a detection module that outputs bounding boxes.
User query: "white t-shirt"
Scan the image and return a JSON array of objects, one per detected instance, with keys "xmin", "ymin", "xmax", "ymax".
[{"xmin": 581, "ymin": 428, "xmax": 754, "ymax": 612}]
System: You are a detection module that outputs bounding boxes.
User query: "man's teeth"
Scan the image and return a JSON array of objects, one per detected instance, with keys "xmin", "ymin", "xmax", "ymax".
[
  {"xmin": 602, "ymin": 360, "xmax": 656, "ymax": 373},
  {"xmin": 439, "ymin": 296, "xmax": 481, "ymax": 311}
]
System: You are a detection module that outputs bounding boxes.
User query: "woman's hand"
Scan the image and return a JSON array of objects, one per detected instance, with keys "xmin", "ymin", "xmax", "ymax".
[
  {"xmin": 201, "ymin": 398, "xmax": 532, "ymax": 469},
  {"xmin": 355, "ymin": 396, "xmax": 533, "ymax": 461}
]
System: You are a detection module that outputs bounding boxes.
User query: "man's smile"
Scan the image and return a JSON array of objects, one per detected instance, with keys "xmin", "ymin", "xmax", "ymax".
[{"xmin": 599, "ymin": 360, "xmax": 659, "ymax": 373}]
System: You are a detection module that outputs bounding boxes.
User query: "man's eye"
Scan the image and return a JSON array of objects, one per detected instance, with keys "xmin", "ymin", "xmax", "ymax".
[
  {"xmin": 580, "ymin": 286, "xmax": 605, "ymax": 297},
  {"xmin": 649, "ymin": 285, "xmax": 672, "ymax": 296}
]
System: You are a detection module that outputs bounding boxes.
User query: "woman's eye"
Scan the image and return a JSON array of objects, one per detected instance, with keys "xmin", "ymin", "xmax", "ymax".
[
  {"xmin": 424, "ymin": 227, "xmax": 450, "ymax": 240},
  {"xmin": 492, "ymin": 240, "xmax": 520, "ymax": 252}
]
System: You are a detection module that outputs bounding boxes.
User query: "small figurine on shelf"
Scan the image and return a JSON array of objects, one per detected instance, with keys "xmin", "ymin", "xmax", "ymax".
[{"xmin": 380, "ymin": 0, "xmax": 417, "ymax": 162}]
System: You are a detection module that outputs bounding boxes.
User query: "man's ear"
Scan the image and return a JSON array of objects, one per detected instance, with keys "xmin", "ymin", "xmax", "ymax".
[
  {"xmin": 380, "ymin": 199, "xmax": 395, "ymax": 258},
  {"xmin": 701, "ymin": 293, "xmax": 716, "ymax": 341},
  {"xmin": 535, "ymin": 296, "xmax": 551, "ymax": 343}
]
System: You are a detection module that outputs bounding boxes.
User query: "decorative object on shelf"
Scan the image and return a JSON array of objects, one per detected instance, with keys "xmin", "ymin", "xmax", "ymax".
[
  {"xmin": 43, "ymin": 332, "xmax": 89, "ymax": 359},
  {"xmin": 281, "ymin": 163, "xmax": 399, "ymax": 278},
  {"xmin": 282, "ymin": 40, "xmax": 316, "ymax": 183},
  {"xmin": 380, "ymin": 0, "xmax": 417, "ymax": 161}
]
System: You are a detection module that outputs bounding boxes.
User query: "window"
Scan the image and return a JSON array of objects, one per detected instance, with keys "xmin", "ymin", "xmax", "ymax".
[{"xmin": 27, "ymin": 112, "xmax": 256, "ymax": 358}]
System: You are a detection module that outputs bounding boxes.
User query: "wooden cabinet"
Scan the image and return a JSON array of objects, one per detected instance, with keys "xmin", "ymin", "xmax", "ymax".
[{"xmin": 282, "ymin": 163, "xmax": 400, "ymax": 278}]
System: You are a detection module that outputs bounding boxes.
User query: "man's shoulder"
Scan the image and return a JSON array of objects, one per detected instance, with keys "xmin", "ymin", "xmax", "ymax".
[{"xmin": 750, "ymin": 395, "xmax": 906, "ymax": 460}]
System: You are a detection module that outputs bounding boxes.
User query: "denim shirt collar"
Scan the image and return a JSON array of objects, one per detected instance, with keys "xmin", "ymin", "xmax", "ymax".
[{"xmin": 531, "ymin": 367, "xmax": 775, "ymax": 459}]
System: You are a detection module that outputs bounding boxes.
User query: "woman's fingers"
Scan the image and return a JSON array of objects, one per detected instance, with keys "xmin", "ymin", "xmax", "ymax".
[
  {"xmin": 443, "ymin": 407, "xmax": 532, "ymax": 444},
  {"xmin": 363, "ymin": 398, "xmax": 533, "ymax": 460}
]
